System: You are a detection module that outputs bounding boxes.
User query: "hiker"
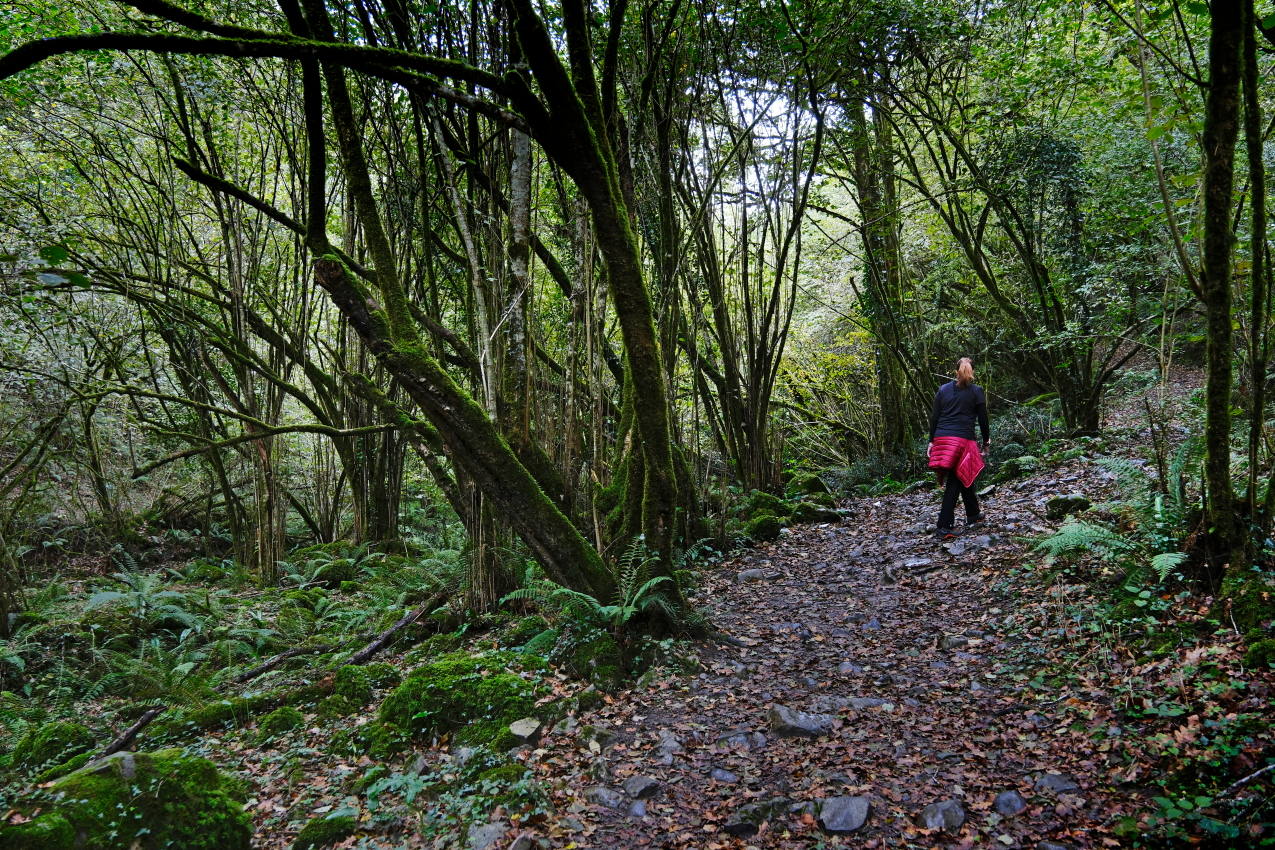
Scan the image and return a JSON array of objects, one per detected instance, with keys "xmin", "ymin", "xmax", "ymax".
[{"xmin": 927, "ymin": 357, "xmax": 989, "ymax": 539}]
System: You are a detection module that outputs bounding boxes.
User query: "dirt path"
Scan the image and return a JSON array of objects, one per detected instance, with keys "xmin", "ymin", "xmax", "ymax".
[{"xmin": 524, "ymin": 474, "xmax": 1144, "ymax": 849}]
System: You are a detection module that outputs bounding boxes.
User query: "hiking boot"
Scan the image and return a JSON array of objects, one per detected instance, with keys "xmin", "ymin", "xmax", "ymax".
[
  {"xmin": 935, "ymin": 527, "xmax": 959, "ymax": 540},
  {"xmin": 966, "ymin": 513, "xmax": 986, "ymax": 528}
]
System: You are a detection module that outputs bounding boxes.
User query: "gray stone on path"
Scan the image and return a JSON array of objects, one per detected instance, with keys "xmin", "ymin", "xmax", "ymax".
[
  {"xmin": 916, "ymin": 799, "xmax": 966, "ymax": 832},
  {"xmin": 1046, "ymin": 493, "xmax": 1091, "ymax": 521},
  {"xmin": 1034, "ymin": 773, "xmax": 1080, "ymax": 793},
  {"xmin": 466, "ymin": 820, "xmax": 507, "ymax": 850},
  {"xmin": 509, "ymin": 718, "xmax": 540, "ymax": 744},
  {"xmin": 838, "ymin": 661, "xmax": 864, "ymax": 674},
  {"xmin": 737, "ymin": 568, "xmax": 767, "ymax": 582},
  {"xmin": 768, "ymin": 704, "xmax": 835, "ymax": 737},
  {"xmin": 938, "ymin": 634, "xmax": 969, "ymax": 650},
  {"xmin": 508, "ymin": 834, "xmax": 536, "ymax": 850},
  {"xmin": 816, "ymin": 796, "xmax": 871, "ymax": 834},
  {"xmin": 623, "ymin": 775, "xmax": 660, "ymax": 799},
  {"xmin": 584, "ymin": 786, "xmax": 624, "ymax": 809},
  {"xmin": 994, "ymin": 789, "xmax": 1027, "ymax": 816},
  {"xmin": 710, "ymin": 767, "xmax": 739, "ymax": 783},
  {"xmin": 1038, "ymin": 842, "xmax": 1072, "ymax": 850},
  {"xmin": 848, "ymin": 697, "xmax": 887, "ymax": 709},
  {"xmin": 626, "ymin": 800, "xmax": 647, "ymax": 818}
]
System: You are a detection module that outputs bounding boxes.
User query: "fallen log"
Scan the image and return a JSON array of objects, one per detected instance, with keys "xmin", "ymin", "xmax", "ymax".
[
  {"xmin": 346, "ymin": 591, "xmax": 448, "ymax": 666},
  {"xmin": 96, "ymin": 706, "xmax": 167, "ymax": 760},
  {"xmin": 232, "ymin": 644, "xmax": 336, "ymax": 684}
]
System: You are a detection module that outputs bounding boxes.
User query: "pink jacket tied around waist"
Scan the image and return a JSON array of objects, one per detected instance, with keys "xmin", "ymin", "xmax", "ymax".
[{"xmin": 928, "ymin": 436, "xmax": 985, "ymax": 488}]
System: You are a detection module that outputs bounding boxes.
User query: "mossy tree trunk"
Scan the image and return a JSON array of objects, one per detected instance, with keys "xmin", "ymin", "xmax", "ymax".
[{"xmin": 1199, "ymin": 0, "xmax": 1245, "ymax": 575}]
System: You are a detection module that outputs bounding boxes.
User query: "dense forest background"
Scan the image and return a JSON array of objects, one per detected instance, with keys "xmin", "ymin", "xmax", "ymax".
[{"xmin": 0, "ymin": 0, "xmax": 1273, "ymax": 847}]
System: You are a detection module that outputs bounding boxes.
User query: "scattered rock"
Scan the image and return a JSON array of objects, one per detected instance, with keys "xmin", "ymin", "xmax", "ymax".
[
  {"xmin": 626, "ymin": 800, "xmax": 647, "ymax": 818},
  {"xmin": 938, "ymin": 634, "xmax": 969, "ymax": 650},
  {"xmin": 1035, "ymin": 773, "xmax": 1080, "ymax": 793},
  {"xmin": 737, "ymin": 568, "xmax": 767, "ymax": 582},
  {"xmin": 916, "ymin": 799, "xmax": 966, "ymax": 832},
  {"xmin": 1038, "ymin": 842, "xmax": 1072, "ymax": 850},
  {"xmin": 584, "ymin": 786, "xmax": 624, "ymax": 809},
  {"xmin": 508, "ymin": 834, "xmax": 536, "ymax": 850},
  {"xmin": 623, "ymin": 775, "xmax": 660, "ymax": 799},
  {"xmin": 816, "ymin": 796, "xmax": 871, "ymax": 834},
  {"xmin": 509, "ymin": 718, "xmax": 540, "ymax": 745},
  {"xmin": 767, "ymin": 704, "xmax": 835, "ymax": 737},
  {"xmin": 847, "ymin": 697, "xmax": 887, "ymax": 709},
  {"xmin": 467, "ymin": 821, "xmax": 508, "ymax": 850},
  {"xmin": 710, "ymin": 767, "xmax": 740, "ymax": 783},
  {"xmin": 994, "ymin": 789, "xmax": 1027, "ymax": 816},
  {"xmin": 721, "ymin": 798, "xmax": 791, "ymax": 837},
  {"xmin": 1045, "ymin": 493, "xmax": 1091, "ymax": 521},
  {"xmin": 838, "ymin": 661, "xmax": 864, "ymax": 674}
]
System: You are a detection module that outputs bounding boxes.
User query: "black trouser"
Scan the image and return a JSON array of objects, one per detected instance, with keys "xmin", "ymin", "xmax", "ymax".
[{"xmin": 937, "ymin": 473, "xmax": 979, "ymax": 530}]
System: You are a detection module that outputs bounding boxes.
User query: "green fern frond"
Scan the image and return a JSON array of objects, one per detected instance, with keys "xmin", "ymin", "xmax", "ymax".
[
  {"xmin": 1035, "ymin": 519, "xmax": 1135, "ymax": 562},
  {"xmin": 1095, "ymin": 456, "xmax": 1152, "ymax": 496},
  {"xmin": 1150, "ymin": 551, "xmax": 1189, "ymax": 582}
]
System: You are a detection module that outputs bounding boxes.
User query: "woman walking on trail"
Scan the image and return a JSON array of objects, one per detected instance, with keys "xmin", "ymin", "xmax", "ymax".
[{"xmin": 927, "ymin": 357, "xmax": 990, "ymax": 539}]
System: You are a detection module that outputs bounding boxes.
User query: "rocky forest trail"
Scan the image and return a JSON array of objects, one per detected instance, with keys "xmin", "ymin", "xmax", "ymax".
[
  {"xmin": 526, "ymin": 485, "xmax": 1129, "ymax": 850},
  {"xmin": 504, "ymin": 387, "xmax": 1270, "ymax": 849}
]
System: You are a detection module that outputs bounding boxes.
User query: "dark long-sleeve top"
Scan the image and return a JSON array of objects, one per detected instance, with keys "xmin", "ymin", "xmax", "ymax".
[{"xmin": 929, "ymin": 381, "xmax": 989, "ymax": 442}]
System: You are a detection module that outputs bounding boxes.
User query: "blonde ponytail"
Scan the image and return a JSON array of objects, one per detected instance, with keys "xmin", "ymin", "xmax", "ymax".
[{"xmin": 955, "ymin": 357, "xmax": 974, "ymax": 388}]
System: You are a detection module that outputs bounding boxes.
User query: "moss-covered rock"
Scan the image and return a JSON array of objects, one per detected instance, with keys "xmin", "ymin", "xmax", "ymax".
[
  {"xmin": 1244, "ymin": 638, "xmax": 1275, "ymax": 668},
  {"xmin": 0, "ymin": 749, "xmax": 250, "ymax": 850},
  {"xmin": 549, "ymin": 625, "xmax": 624, "ymax": 690},
  {"xmin": 746, "ymin": 514, "xmax": 783, "ymax": 542},
  {"xmin": 503, "ymin": 615, "xmax": 550, "ymax": 647},
  {"xmin": 358, "ymin": 722, "xmax": 409, "ymax": 759},
  {"xmin": 332, "ymin": 665, "xmax": 372, "ymax": 703},
  {"xmin": 743, "ymin": 490, "xmax": 791, "ymax": 520},
  {"xmin": 79, "ymin": 601, "xmax": 136, "ymax": 647},
  {"xmin": 788, "ymin": 472, "xmax": 830, "ymax": 496},
  {"xmin": 32, "ymin": 752, "xmax": 94, "ymax": 784},
  {"xmin": 803, "ymin": 491, "xmax": 836, "ymax": 508},
  {"xmin": 1045, "ymin": 493, "xmax": 1092, "ymax": 521},
  {"xmin": 790, "ymin": 501, "xmax": 840, "ymax": 524},
  {"xmin": 378, "ymin": 652, "xmax": 541, "ymax": 748},
  {"xmin": 257, "ymin": 706, "xmax": 304, "ymax": 741},
  {"xmin": 521, "ymin": 627, "xmax": 560, "ymax": 657},
  {"xmin": 316, "ymin": 694, "xmax": 361, "ymax": 719},
  {"xmin": 997, "ymin": 455, "xmax": 1040, "ymax": 481},
  {"xmin": 292, "ymin": 814, "xmax": 356, "ymax": 849},
  {"xmin": 1222, "ymin": 573, "xmax": 1274, "ymax": 632},
  {"xmin": 13, "ymin": 721, "xmax": 96, "ymax": 773},
  {"xmin": 360, "ymin": 662, "xmax": 401, "ymax": 690},
  {"xmin": 401, "ymin": 631, "xmax": 464, "ymax": 667}
]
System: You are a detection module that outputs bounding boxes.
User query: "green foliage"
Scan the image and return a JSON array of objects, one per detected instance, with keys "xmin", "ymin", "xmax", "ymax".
[
  {"xmin": 0, "ymin": 749, "xmax": 250, "ymax": 850},
  {"xmin": 501, "ymin": 542, "xmax": 674, "ymax": 636},
  {"xmin": 1035, "ymin": 519, "xmax": 1135, "ymax": 563},
  {"xmin": 82, "ymin": 572, "xmax": 200, "ymax": 643},
  {"xmin": 364, "ymin": 744, "xmax": 547, "ymax": 839}
]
